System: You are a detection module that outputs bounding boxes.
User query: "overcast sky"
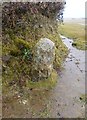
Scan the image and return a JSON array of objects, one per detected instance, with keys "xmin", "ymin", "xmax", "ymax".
[{"xmin": 63, "ymin": 0, "xmax": 86, "ymax": 18}]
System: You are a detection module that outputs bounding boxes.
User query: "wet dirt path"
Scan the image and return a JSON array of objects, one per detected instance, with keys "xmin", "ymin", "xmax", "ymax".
[
  {"xmin": 48, "ymin": 36, "xmax": 85, "ymax": 118},
  {"xmin": 2, "ymin": 36, "xmax": 85, "ymax": 118}
]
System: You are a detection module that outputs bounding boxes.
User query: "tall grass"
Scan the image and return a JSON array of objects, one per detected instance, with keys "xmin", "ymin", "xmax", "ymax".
[{"xmin": 59, "ymin": 23, "xmax": 86, "ymax": 50}]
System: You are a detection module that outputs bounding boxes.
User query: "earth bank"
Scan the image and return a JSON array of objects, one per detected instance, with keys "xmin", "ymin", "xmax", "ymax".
[
  {"xmin": 2, "ymin": 2, "xmax": 68, "ymax": 92},
  {"xmin": 2, "ymin": 2, "xmax": 68, "ymax": 118}
]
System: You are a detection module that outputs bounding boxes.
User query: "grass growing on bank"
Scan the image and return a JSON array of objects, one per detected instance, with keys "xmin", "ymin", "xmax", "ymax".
[
  {"xmin": 2, "ymin": 31, "xmax": 68, "ymax": 94},
  {"xmin": 2, "ymin": 69, "xmax": 58, "ymax": 98},
  {"xmin": 26, "ymin": 69, "xmax": 58, "ymax": 90},
  {"xmin": 2, "ymin": 14, "xmax": 68, "ymax": 95},
  {"xmin": 59, "ymin": 23, "xmax": 86, "ymax": 50},
  {"xmin": 79, "ymin": 94, "xmax": 87, "ymax": 104}
]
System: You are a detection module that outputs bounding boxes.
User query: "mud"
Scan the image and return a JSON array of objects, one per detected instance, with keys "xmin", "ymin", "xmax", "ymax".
[{"xmin": 48, "ymin": 36, "xmax": 85, "ymax": 118}]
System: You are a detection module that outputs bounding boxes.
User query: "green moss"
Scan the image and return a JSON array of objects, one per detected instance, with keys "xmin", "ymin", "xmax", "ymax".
[
  {"xmin": 79, "ymin": 94, "xmax": 87, "ymax": 104},
  {"xmin": 14, "ymin": 37, "xmax": 32, "ymax": 49},
  {"xmin": 3, "ymin": 42, "xmax": 18, "ymax": 55},
  {"xmin": 72, "ymin": 40, "xmax": 85, "ymax": 50},
  {"xmin": 26, "ymin": 69, "xmax": 58, "ymax": 90}
]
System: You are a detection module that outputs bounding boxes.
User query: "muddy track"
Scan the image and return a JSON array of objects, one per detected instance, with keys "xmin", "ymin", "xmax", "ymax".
[{"xmin": 48, "ymin": 36, "xmax": 85, "ymax": 118}]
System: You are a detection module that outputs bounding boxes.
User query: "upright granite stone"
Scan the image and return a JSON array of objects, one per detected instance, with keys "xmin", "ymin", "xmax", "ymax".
[{"xmin": 32, "ymin": 38, "xmax": 55, "ymax": 81}]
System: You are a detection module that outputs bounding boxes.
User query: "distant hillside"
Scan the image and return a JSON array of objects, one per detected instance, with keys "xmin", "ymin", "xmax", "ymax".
[{"xmin": 64, "ymin": 18, "xmax": 85, "ymax": 24}]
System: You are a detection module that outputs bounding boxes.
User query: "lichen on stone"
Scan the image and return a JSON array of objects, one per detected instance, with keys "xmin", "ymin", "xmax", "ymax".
[{"xmin": 32, "ymin": 38, "xmax": 55, "ymax": 81}]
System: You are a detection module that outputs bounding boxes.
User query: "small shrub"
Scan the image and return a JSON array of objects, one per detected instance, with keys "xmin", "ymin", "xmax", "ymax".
[{"xmin": 22, "ymin": 48, "xmax": 33, "ymax": 61}]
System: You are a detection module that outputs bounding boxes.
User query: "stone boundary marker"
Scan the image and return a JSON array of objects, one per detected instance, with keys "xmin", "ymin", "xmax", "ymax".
[{"xmin": 32, "ymin": 38, "xmax": 55, "ymax": 81}]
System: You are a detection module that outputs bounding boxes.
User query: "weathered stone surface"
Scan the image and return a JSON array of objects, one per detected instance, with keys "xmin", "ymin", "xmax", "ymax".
[{"xmin": 32, "ymin": 38, "xmax": 55, "ymax": 81}]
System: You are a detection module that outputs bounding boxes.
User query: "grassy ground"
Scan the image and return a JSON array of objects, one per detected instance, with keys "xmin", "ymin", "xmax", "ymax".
[
  {"xmin": 59, "ymin": 22, "xmax": 86, "ymax": 50},
  {"xmin": 79, "ymin": 94, "xmax": 87, "ymax": 104}
]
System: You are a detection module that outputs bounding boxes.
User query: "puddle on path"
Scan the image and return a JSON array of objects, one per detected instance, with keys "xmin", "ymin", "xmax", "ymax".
[{"xmin": 2, "ymin": 36, "xmax": 85, "ymax": 118}]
